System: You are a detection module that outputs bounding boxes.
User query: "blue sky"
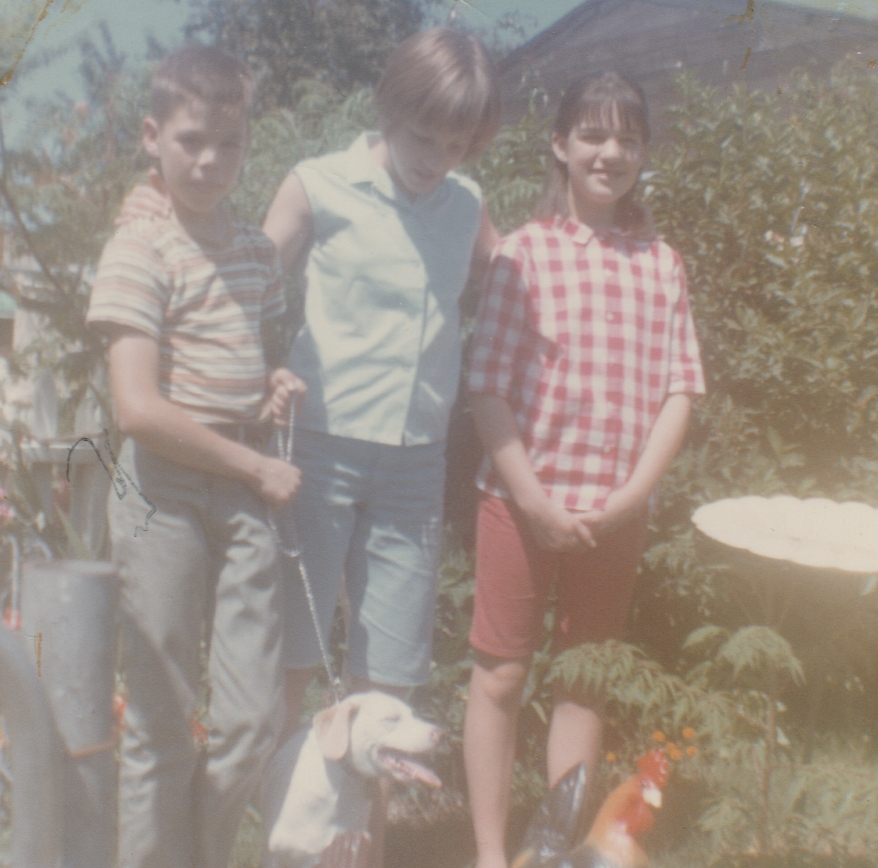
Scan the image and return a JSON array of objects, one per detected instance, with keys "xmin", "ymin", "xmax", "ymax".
[
  {"xmin": 3, "ymin": 0, "xmax": 876, "ymax": 143},
  {"xmin": 9, "ymin": 0, "xmax": 585, "ymax": 60},
  {"xmin": 0, "ymin": 0, "xmax": 582, "ymax": 142},
  {"xmin": 3, "ymin": 0, "xmax": 583, "ymax": 95}
]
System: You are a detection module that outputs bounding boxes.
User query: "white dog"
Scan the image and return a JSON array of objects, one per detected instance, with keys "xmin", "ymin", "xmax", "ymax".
[{"xmin": 263, "ymin": 691, "xmax": 442, "ymax": 867}]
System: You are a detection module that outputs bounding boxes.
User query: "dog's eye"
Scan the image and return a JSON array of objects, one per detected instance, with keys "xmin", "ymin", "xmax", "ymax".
[{"xmin": 383, "ymin": 715, "xmax": 401, "ymax": 724}]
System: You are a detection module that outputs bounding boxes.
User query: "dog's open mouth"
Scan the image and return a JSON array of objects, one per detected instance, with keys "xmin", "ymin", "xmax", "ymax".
[{"xmin": 377, "ymin": 748, "xmax": 442, "ymax": 788}]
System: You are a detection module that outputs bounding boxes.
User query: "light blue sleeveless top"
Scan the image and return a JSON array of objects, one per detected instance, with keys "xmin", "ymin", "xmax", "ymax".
[{"xmin": 288, "ymin": 132, "xmax": 483, "ymax": 445}]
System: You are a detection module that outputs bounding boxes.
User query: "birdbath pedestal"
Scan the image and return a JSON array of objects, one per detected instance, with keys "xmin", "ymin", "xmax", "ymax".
[{"xmin": 691, "ymin": 496, "xmax": 878, "ymax": 852}]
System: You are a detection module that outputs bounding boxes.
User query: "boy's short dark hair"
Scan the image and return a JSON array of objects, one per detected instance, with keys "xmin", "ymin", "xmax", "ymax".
[{"xmin": 150, "ymin": 44, "xmax": 254, "ymax": 124}]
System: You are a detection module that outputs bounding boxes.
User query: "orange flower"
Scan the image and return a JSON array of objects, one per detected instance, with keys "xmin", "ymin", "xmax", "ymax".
[
  {"xmin": 668, "ymin": 744, "xmax": 683, "ymax": 761},
  {"xmin": 191, "ymin": 717, "xmax": 209, "ymax": 745},
  {"xmin": 652, "ymin": 731, "xmax": 666, "ymax": 744},
  {"xmin": 682, "ymin": 727, "xmax": 696, "ymax": 740},
  {"xmin": 606, "ymin": 751, "xmax": 617, "ymax": 763},
  {"xmin": 113, "ymin": 693, "xmax": 127, "ymax": 731},
  {"xmin": 686, "ymin": 745, "xmax": 699, "ymax": 757},
  {"xmin": 0, "ymin": 488, "xmax": 15, "ymax": 525}
]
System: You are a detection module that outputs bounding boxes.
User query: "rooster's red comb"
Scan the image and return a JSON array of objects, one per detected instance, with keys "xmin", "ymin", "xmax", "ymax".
[{"xmin": 637, "ymin": 749, "xmax": 669, "ymax": 788}]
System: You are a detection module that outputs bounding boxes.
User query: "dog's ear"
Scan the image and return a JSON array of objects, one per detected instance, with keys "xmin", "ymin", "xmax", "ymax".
[{"xmin": 314, "ymin": 697, "xmax": 362, "ymax": 761}]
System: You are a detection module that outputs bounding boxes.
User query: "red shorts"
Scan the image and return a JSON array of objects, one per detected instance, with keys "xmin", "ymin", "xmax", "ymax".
[{"xmin": 469, "ymin": 494, "xmax": 649, "ymax": 660}]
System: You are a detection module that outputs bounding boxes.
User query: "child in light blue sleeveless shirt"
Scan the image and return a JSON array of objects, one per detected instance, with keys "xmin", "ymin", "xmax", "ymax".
[{"xmin": 261, "ymin": 27, "xmax": 502, "ymax": 723}]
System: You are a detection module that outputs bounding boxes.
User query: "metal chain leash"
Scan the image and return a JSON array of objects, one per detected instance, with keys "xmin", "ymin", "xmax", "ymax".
[{"xmin": 270, "ymin": 400, "xmax": 343, "ymax": 704}]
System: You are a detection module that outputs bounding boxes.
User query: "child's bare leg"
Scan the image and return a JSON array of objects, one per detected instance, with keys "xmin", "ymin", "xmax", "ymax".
[
  {"xmin": 546, "ymin": 686, "xmax": 603, "ymax": 789},
  {"xmin": 464, "ymin": 652, "xmax": 531, "ymax": 868}
]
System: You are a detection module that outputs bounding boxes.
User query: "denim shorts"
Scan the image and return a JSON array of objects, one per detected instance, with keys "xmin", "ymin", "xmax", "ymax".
[{"xmin": 278, "ymin": 429, "xmax": 445, "ymax": 686}]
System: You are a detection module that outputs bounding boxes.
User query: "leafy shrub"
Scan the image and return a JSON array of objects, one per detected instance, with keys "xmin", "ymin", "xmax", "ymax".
[
  {"xmin": 632, "ymin": 60, "xmax": 878, "ymax": 690},
  {"xmin": 651, "ymin": 65, "xmax": 878, "ymax": 490},
  {"xmin": 551, "ymin": 634, "xmax": 878, "ymax": 867},
  {"xmin": 638, "ymin": 61, "xmax": 878, "ymax": 639}
]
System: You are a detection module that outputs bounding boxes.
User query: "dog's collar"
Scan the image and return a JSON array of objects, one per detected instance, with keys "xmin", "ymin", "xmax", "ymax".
[
  {"xmin": 335, "ymin": 753, "xmax": 383, "ymax": 798},
  {"xmin": 336, "ymin": 751, "xmax": 358, "ymax": 777},
  {"xmin": 337, "ymin": 753, "xmax": 380, "ymax": 795}
]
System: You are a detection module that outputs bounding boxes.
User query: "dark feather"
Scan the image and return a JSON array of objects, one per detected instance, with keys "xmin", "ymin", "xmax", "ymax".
[{"xmin": 515, "ymin": 763, "xmax": 589, "ymax": 866}]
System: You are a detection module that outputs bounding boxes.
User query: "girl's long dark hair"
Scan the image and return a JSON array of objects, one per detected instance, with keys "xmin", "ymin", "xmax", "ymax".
[{"xmin": 534, "ymin": 72, "xmax": 654, "ymax": 237}]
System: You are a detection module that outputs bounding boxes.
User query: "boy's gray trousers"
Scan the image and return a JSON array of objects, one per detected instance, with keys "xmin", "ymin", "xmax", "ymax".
[{"xmin": 109, "ymin": 439, "xmax": 285, "ymax": 868}]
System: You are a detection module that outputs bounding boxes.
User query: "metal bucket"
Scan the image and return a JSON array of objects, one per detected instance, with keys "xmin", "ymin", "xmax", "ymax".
[
  {"xmin": 20, "ymin": 559, "xmax": 119, "ymax": 868},
  {"xmin": 0, "ymin": 622, "xmax": 64, "ymax": 868}
]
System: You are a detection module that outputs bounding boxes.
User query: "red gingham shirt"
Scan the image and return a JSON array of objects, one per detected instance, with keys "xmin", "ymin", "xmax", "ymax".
[{"xmin": 467, "ymin": 217, "xmax": 705, "ymax": 511}]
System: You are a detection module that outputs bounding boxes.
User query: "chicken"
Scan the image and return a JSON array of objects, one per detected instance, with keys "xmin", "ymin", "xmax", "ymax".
[{"xmin": 512, "ymin": 750, "xmax": 669, "ymax": 868}]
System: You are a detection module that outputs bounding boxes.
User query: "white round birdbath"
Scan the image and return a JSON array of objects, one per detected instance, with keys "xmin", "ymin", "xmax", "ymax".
[
  {"xmin": 691, "ymin": 495, "xmax": 878, "ymax": 822},
  {"xmin": 692, "ymin": 496, "xmax": 878, "ymax": 575}
]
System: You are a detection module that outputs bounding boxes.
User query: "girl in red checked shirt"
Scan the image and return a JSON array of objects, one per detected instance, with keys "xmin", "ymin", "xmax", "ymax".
[{"xmin": 463, "ymin": 73, "xmax": 705, "ymax": 868}]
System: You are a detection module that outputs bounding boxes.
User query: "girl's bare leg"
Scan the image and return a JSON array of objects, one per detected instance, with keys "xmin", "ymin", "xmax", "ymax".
[
  {"xmin": 546, "ymin": 687, "xmax": 602, "ymax": 788},
  {"xmin": 464, "ymin": 653, "xmax": 531, "ymax": 868}
]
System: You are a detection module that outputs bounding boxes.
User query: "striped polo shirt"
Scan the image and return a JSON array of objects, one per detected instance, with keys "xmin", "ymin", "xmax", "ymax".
[{"xmin": 87, "ymin": 217, "xmax": 285, "ymax": 425}]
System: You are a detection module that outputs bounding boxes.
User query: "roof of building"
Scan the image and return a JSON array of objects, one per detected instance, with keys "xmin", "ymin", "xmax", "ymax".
[{"xmin": 498, "ymin": 0, "xmax": 878, "ymax": 127}]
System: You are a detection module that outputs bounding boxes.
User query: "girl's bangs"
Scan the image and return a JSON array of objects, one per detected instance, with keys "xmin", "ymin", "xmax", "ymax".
[{"xmin": 578, "ymin": 98, "xmax": 649, "ymax": 141}]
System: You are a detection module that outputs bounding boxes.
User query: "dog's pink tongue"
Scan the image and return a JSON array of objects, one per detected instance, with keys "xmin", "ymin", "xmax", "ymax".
[
  {"xmin": 404, "ymin": 759, "xmax": 442, "ymax": 788},
  {"xmin": 380, "ymin": 752, "xmax": 442, "ymax": 788}
]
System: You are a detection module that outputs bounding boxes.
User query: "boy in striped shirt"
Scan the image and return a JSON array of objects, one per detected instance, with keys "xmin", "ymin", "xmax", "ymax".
[{"xmin": 87, "ymin": 45, "xmax": 303, "ymax": 868}]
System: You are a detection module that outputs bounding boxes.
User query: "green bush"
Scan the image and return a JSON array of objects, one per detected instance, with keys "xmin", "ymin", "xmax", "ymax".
[
  {"xmin": 650, "ymin": 65, "xmax": 878, "ymax": 490},
  {"xmin": 634, "ymin": 59, "xmax": 878, "ymax": 694}
]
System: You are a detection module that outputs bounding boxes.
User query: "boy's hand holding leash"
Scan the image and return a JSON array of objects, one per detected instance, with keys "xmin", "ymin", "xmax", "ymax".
[
  {"xmin": 255, "ymin": 369, "xmax": 306, "ymax": 511},
  {"xmin": 253, "ymin": 457, "xmax": 301, "ymax": 512},
  {"xmin": 263, "ymin": 367, "xmax": 306, "ymax": 429}
]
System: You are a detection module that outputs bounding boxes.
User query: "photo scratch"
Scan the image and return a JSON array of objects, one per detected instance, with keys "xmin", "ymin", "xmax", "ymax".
[
  {"xmin": 727, "ymin": 0, "xmax": 757, "ymax": 25},
  {"xmin": 67, "ymin": 432, "xmax": 157, "ymax": 537},
  {"xmin": 447, "ymin": 0, "xmax": 489, "ymax": 23},
  {"xmin": 1, "ymin": 0, "xmax": 56, "ymax": 87},
  {"xmin": 34, "ymin": 631, "xmax": 42, "ymax": 676}
]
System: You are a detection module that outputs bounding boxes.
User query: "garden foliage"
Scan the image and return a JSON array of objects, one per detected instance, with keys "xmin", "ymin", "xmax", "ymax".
[
  {"xmin": 634, "ymin": 62, "xmax": 878, "ymax": 735},
  {"xmin": 185, "ymin": 0, "xmax": 434, "ymax": 114},
  {"xmin": 0, "ymin": 26, "xmax": 150, "ymax": 555}
]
